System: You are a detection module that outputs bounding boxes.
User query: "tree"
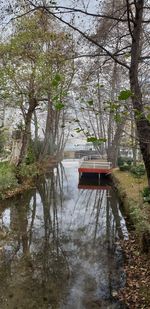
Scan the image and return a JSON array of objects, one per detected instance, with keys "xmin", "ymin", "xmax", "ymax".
[
  {"xmin": 129, "ymin": 1, "xmax": 150, "ymax": 186},
  {"xmin": 0, "ymin": 9, "xmax": 74, "ymax": 165},
  {"xmin": 25, "ymin": 0, "xmax": 150, "ymax": 186},
  {"xmin": 72, "ymin": 48, "xmax": 129, "ymax": 165}
]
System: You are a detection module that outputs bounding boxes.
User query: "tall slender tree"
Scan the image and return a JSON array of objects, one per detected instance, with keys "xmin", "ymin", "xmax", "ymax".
[
  {"xmin": 0, "ymin": 10, "xmax": 74, "ymax": 164},
  {"xmin": 28, "ymin": 0, "xmax": 150, "ymax": 185}
]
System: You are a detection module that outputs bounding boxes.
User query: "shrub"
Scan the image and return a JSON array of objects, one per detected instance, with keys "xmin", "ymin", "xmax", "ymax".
[
  {"xmin": 25, "ymin": 143, "xmax": 36, "ymax": 165},
  {"xmin": 19, "ymin": 163, "xmax": 39, "ymax": 179},
  {"xmin": 142, "ymin": 187, "xmax": 150, "ymax": 203},
  {"xmin": 130, "ymin": 164, "xmax": 145, "ymax": 177},
  {"xmin": 119, "ymin": 163, "xmax": 131, "ymax": 171},
  {"xmin": 0, "ymin": 162, "xmax": 18, "ymax": 190},
  {"xmin": 0, "ymin": 129, "xmax": 7, "ymax": 155},
  {"xmin": 118, "ymin": 156, "xmax": 133, "ymax": 167}
]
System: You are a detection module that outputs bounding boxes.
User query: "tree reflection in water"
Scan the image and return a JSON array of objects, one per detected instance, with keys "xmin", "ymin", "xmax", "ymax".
[
  {"xmin": 0, "ymin": 166, "xmax": 69, "ymax": 308},
  {"xmin": 0, "ymin": 162, "xmax": 127, "ymax": 308}
]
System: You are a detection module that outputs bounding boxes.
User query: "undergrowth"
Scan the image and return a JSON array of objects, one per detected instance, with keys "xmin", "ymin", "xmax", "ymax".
[
  {"xmin": 0, "ymin": 161, "xmax": 39, "ymax": 199},
  {"xmin": 0, "ymin": 162, "xmax": 18, "ymax": 191}
]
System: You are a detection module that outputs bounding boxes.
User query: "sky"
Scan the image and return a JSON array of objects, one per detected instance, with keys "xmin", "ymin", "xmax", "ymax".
[{"xmin": 0, "ymin": 0, "xmax": 99, "ymax": 36}]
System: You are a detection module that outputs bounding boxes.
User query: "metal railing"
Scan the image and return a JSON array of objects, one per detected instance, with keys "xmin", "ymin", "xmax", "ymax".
[{"xmin": 79, "ymin": 160, "xmax": 112, "ymax": 169}]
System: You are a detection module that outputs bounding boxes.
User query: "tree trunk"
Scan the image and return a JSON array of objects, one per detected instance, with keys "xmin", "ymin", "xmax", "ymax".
[
  {"xmin": 107, "ymin": 62, "xmax": 117, "ymax": 157},
  {"xmin": 40, "ymin": 95, "xmax": 54, "ymax": 160},
  {"xmin": 107, "ymin": 61, "xmax": 126, "ymax": 167},
  {"xmin": 131, "ymin": 110, "xmax": 138, "ymax": 166},
  {"xmin": 33, "ymin": 110, "xmax": 39, "ymax": 159},
  {"xmin": 107, "ymin": 120, "xmax": 126, "ymax": 167},
  {"xmin": 17, "ymin": 98, "xmax": 37, "ymax": 166},
  {"xmin": 129, "ymin": 0, "xmax": 150, "ymax": 187}
]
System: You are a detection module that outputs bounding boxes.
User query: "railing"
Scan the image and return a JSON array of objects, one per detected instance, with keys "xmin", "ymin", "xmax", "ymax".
[
  {"xmin": 81, "ymin": 162, "xmax": 111, "ymax": 169},
  {"xmin": 75, "ymin": 150, "xmax": 106, "ymax": 159},
  {"xmin": 79, "ymin": 160, "xmax": 112, "ymax": 169}
]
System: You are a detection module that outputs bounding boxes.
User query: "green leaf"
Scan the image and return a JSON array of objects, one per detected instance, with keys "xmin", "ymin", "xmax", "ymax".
[
  {"xmin": 54, "ymin": 103, "xmax": 65, "ymax": 110},
  {"xmin": 87, "ymin": 137, "xmax": 107, "ymax": 143},
  {"xmin": 96, "ymin": 83, "xmax": 104, "ymax": 88},
  {"xmin": 134, "ymin": 109, "xmax": 143, "ymax": 119},
  {"xmin": 106, "ymin": 101, "xmax": 120, "ymax": 112},
  {"xmin": 123, "ymin": 111, "xmax": 129, "ymax": 117},
  {"xmin": 118, "ymin": 89, "xmax": 133, "ymax": 100},
  {"xmin": 54, "ymin": 73, "xmax": 62, "ymax": 82},
  {"xmin": 87, "ymin": 137, "xmax": 97, "ymax": 142},
  {"xmin": 75, "ymin": 128, "xmax": 82, "ymax": 133},
  {"xmin": 62, "ymin": 91, "xmax": 68, "ymax": 97},
  {"xmin": 52, "ymin": 79, "xmax": 59, "ymax": 87},
  {"xmin": 52, "ymin": 94, "xmax": 59, "ymax": 101},
  {"xmin": 87, "ymin": 99, "xmax": 93, "ymax": 106},
  {"xmin": 52, "ymin": 74, "xmax": 62, "ymax": 87},
  {"xmin": 111, "ymin": 103, "xmax": 120, "ymax": 110},
  {"xmin": 114, "ymin": 113, "xmax": 122, "ymax": 123}
]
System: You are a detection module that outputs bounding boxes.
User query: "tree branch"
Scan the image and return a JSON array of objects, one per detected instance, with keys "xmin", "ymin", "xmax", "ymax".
[
  {"xmin": 126, "ymin": 0, "xmax": 135, "ymax": 40},
  {"xmin": 26, "ymin": 2, "xmax": 133, "ymax": 23},
  {"xmin": 35, "ymin": 6, "xmax": 130, "ymax": 70}
]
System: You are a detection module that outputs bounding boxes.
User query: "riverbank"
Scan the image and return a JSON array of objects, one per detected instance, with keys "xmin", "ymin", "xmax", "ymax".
[
  {"xmin": 0, "ymin": 159, "xmax": 58, "ymax": 200},
  {"xmin": 112, "ymin": 169, "xmax": 150, "ymax": 245},
  {"xmin": 112, "ymin": 169, "xmax": 150, "ymax": 308}
]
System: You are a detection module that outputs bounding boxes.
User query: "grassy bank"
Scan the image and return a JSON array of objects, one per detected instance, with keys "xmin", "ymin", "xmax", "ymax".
[
  {"xmin": 0, "ymin": 159, "xmax": 58, "ymax": 200},
  {"xmin": 112, "ymin": 168, "xmax": 150, "ymax": 245},
  {"xmin": 112, "ymin": 169, "xmax": 150, "ymax": 308}
]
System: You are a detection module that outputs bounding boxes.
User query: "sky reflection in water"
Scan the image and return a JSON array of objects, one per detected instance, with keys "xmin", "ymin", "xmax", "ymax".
[{"xmin": 0, "ymin": 160, "xmax": 128, "ymax": 309}]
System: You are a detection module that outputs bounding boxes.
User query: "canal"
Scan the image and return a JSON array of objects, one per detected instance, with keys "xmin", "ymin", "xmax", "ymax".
[{"xmin": 0, "ymin": 160, "xmax": 128, "ymax": 309}]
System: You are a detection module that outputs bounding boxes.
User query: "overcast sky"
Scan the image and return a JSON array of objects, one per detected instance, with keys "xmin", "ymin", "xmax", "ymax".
[{"xmin": 0, "ymin": 0, "xmax": 99, "ymax": 39}]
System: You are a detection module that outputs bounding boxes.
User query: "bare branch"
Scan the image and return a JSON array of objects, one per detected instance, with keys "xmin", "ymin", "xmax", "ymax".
[
  {"xmin": 126, "ymin": 0, "xmax": 135, "ymax": 40},
  {"xmin": 26, "ymin": 1, "xmax": 133, "ymax": 23},
  {"xmin": 66, "ymin": 50, "xmax": 131, "ymax": 60},
  {"xmin": 24, "ymin": 3, "xmax": 129, "ymax": 70}
]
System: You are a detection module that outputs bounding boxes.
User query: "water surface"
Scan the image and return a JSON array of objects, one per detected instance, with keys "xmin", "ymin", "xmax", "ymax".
[{"xmin": 0, "ymin": 160, "xmax": 127, "ymax": 309}]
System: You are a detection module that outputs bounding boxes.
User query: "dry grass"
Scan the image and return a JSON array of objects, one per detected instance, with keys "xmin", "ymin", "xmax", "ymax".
[
  {"xmin": 113, "ymin": 168, "xmax": 148, "ymax": 203},
  {"xmin": 112, "ymin": 168, "xmax": 150, "ymax": 235}
]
